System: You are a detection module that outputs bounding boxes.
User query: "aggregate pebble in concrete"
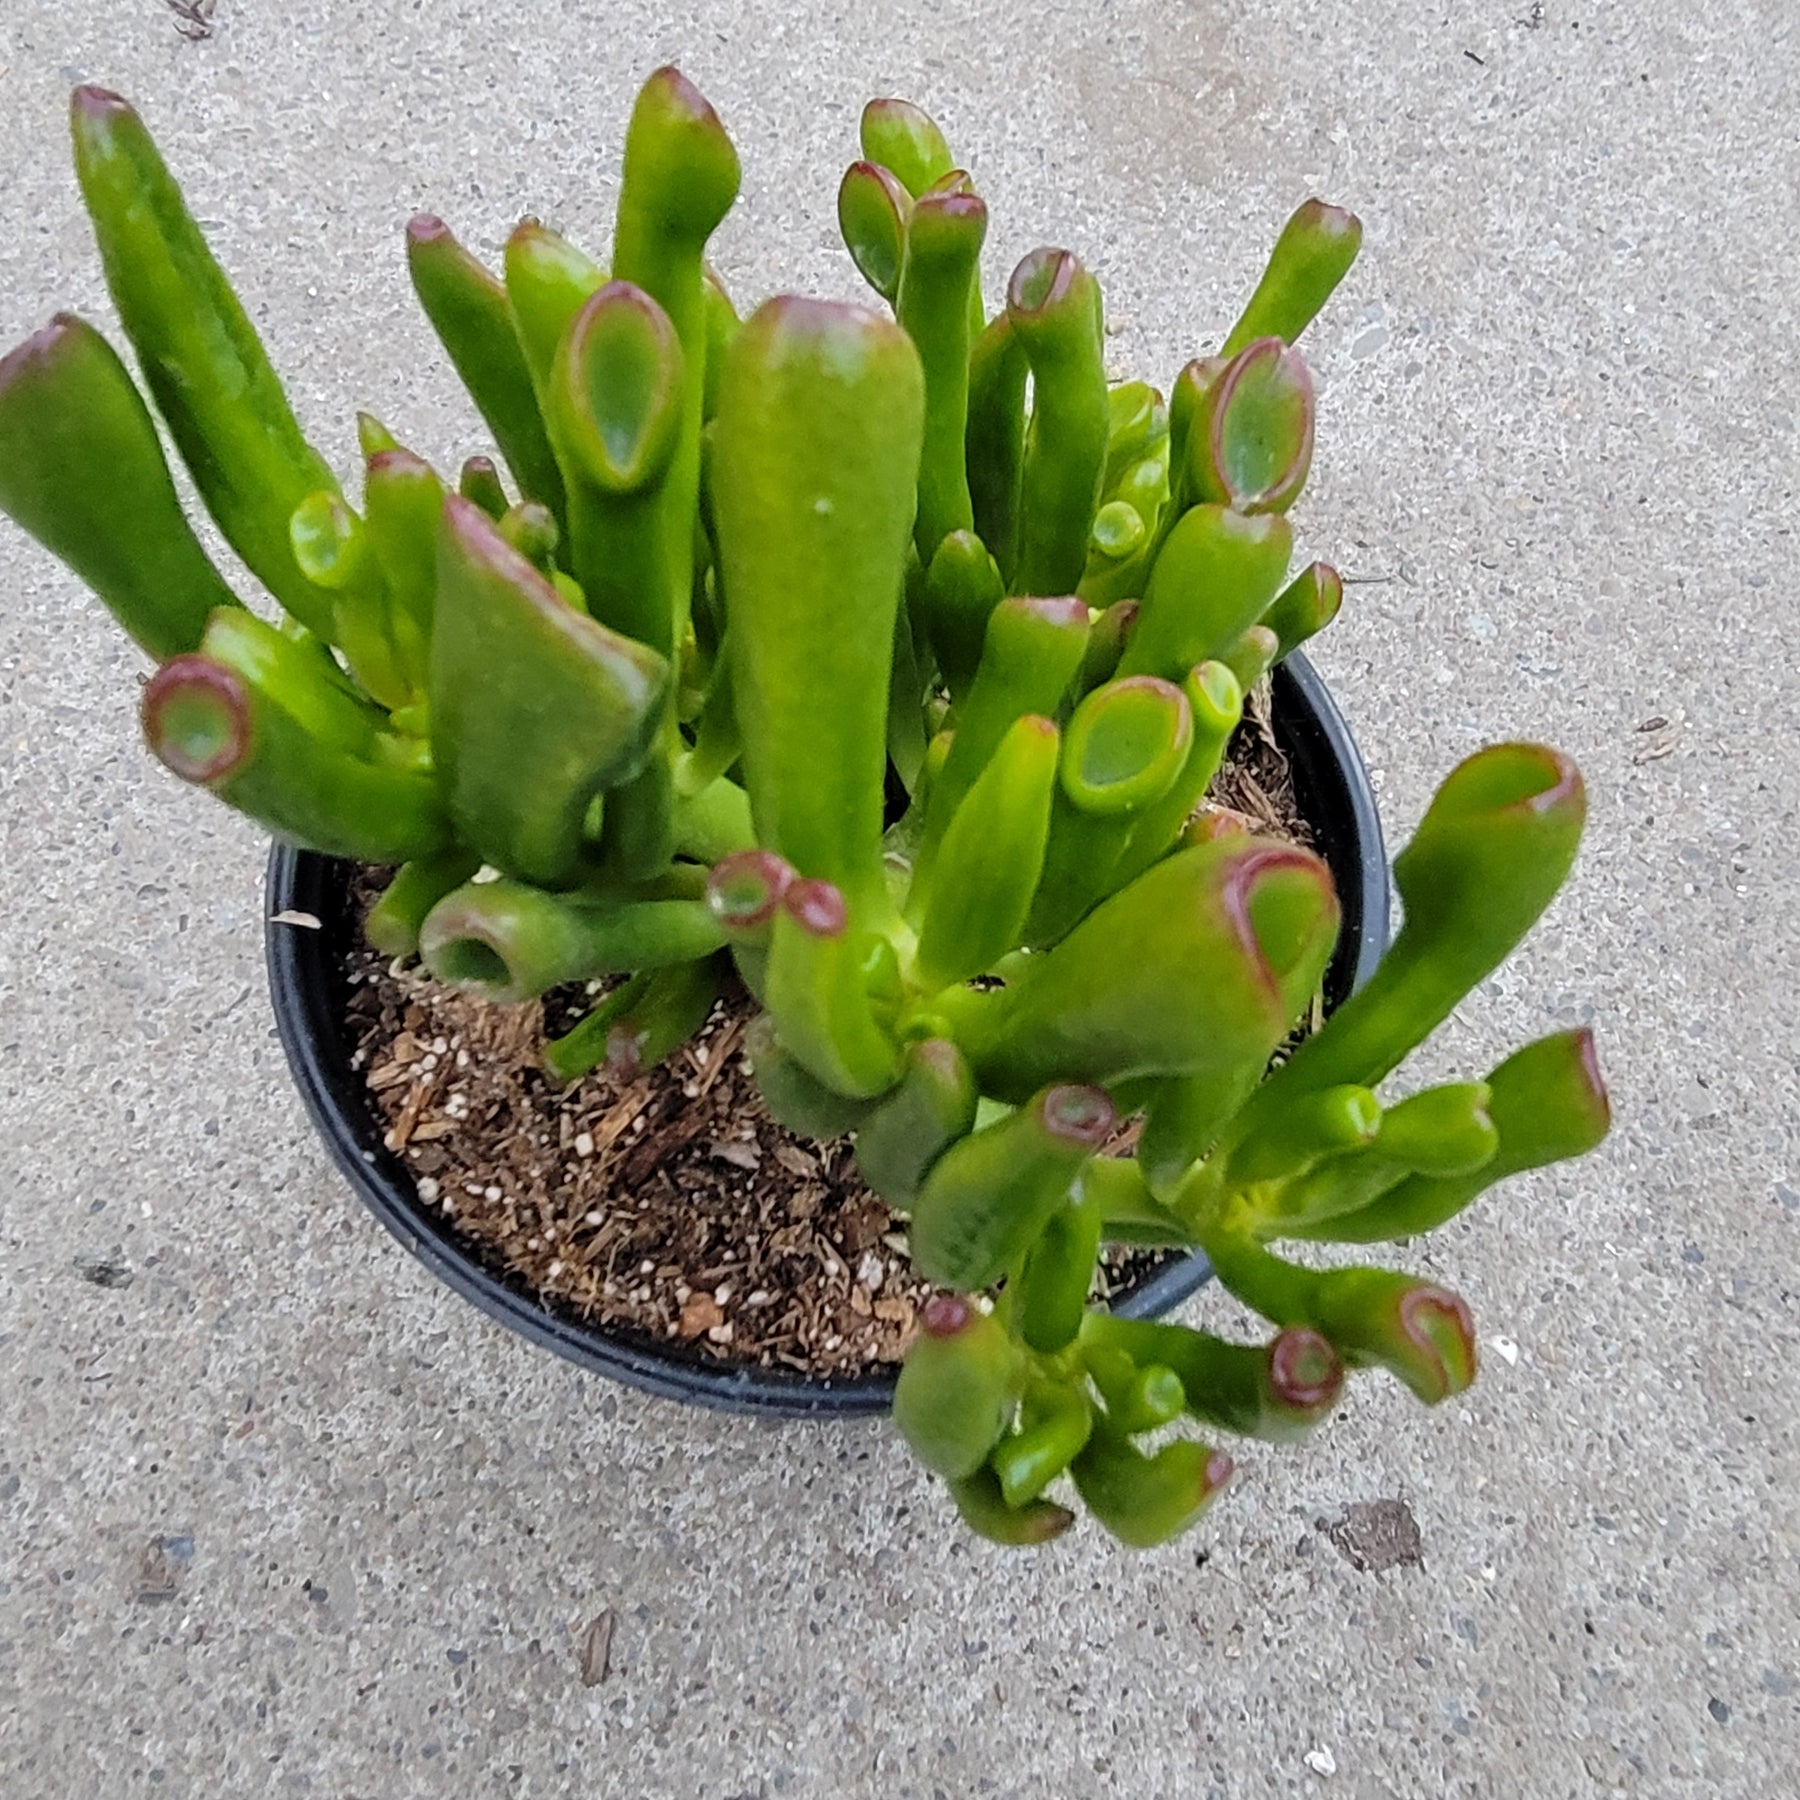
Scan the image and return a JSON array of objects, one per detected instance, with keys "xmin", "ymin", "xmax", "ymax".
[{"xmin": 1, "ymin": 1, "xmax": 1796, "ymax": 1795}]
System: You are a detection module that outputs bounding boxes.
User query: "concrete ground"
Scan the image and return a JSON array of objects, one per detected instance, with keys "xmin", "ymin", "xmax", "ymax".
[{"xmin": 1, "ymin": 0, "xmax": 1794, "ymax": 1793}]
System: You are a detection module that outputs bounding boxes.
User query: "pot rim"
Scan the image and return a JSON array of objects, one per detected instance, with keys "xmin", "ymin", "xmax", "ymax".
[{"xmin": 264, "ymin": 649, "xmax": 1388, "ymax": 1419}]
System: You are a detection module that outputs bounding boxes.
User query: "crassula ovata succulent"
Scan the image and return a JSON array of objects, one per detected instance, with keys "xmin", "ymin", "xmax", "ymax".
[{"xmin": 0, "ymin": 69, "xmax": 1610, "ymax": 1550}]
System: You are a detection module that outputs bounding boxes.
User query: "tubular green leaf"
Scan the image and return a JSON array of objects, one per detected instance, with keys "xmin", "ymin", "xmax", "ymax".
[
  {"xmin": 418, "ymin": 877, "xmax": 724, "ymax": 1003},
  {"xmin": 949, "ymin": 1468, "xmax": 1075, "ymax": 1546},
  {"xmin": 916, "ymin": 713, "xmax": 1061, "ymax": 986},
  {"xmin": 1072, "ymin": 1433, "xmax": 1234, "ymax": 1549},
  {"xmin": 611, "ymin": 66, "xmax": 742, "ymax": 658},
  {"xmin": 1005, "ymin": 248, "xmax": 1109, "ymax": 596},
  {"xmin": 1014, "ymin": 1183, "xmax": 1105, "ymax": 1354},
  {"xmin": 1229, "ymin": 744, "xmax": 1587, "ymax": 1126},
  {"xmin": 365, "ymin": 849, "xmax": 484, "ymax": 959},
  {"xmin": 920, "ymin": 596, "xmax": 1091, "ymax": 872},
  {"xmin": 0, "ymin": 314, "xmax": 242, "ymax": 660},
  {"xmin": 407, "ymin": 215, "xmax": 567, "ymax": 527},
  {"xmin": 909, "ymin": 1084, "xmax": 1115, "ymax": 1290},
  {"xmin": 897, "ymin": 187, "xmax": 987, "ymax": 560},
  {"xmin": 1119, "ymin": 503, "xmax": 1292, "ymax": 682},
  {"xmin": 743, "ymin": 1012, "xmax": 875, "ymax": 1138},
  {"xmin": 429, "ymin": 495, "xmax": 669, "ymax": 887},
  {"xmin": 965, "ymin": 315, "xmax": 1029, "ymax": 583},
  {"xmin": 1183, "ymin": 337, "xmax": 1315, "ymax": 515},
  {"xmin": 859, "ymin": 98, "xmax": 955, "ymax": 199},
  {"xmin": 69, "ymin": 88, "xmax": 342, "ymax": 634},
  {"xmin": 1203, "ymin": 1230, "xmax": 1479, "ymax": 1405},
  {"xmin": 546, "ymin": 954, "xmax": 723, "ymax": 1084},
  {"xmin": 763, "ymin": 881, "xmax": 901, "ymax": 1098},
  {"xmin": 991, "ymin": 1380, "xmax": 1094, "ymax": 1507},
  {"xmin": 362, "ymin": 448, "xmax": 447, "ymax": 694},
  {"xmin": 711, "ymin": 298, "xmax": 925, "ymax": 912},
  {"xmin": 1223, "ymin": 199, "xmax": 1363, "ymax": 355},
  {"xmin": 1080, "ymin": 1314, "xmax": 1346, "ymax": 1443},
  {"xmin": 894, "ymin": 1294, "xmax": 1020, "ymax": 1480},
  {"xmin": 852, "ymin": 1037, "xmax": 978, "ymax": 1204},
  {"xmin": 968, "ymin": 835, "xmax": 1338, "ymax": 1101},
  {"xmin": 1262, "ymin": 560, "xmax": 1344, "ymax": 661},
  {"xmin": 1291, "ymin": 1029, "xmax": 1611, "ymax": 1244},
  {"xmin": 838, "ymin": 159, "xmax": 911, "ymax": 305},
  {"xmin": 503, "ymin": 219, "xmax": 608, "ymax": 397},
  {"xmin": 920, "ymin": 529, "xmax": 1006, "ymax": 703},
  {"xmin": 143, "ymin": 653, "xmax": 448, "ymax": 862}
]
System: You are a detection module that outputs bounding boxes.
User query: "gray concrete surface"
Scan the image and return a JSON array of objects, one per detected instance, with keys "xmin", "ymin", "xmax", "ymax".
[{"xmin": 1, "ymin": 1, "xmax": 1795, "ymax": 1793}]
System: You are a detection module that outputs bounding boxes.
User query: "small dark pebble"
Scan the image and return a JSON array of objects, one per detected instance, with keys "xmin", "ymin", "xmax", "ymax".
[
  {"xmin": 73, "ymin": 1249, "xmax": 132, "ymax": 1290},
  {"xmin": 1682, "ymin": 1244, "xmax": 1705, "ymax": 1265},
  {"xmin": 1707, "ymin": 1697, "xmax": 1730, "ymax": 1725},
  {"xmin": 447, "ymin": 1648, "xmax": 469, "ymax": 1665}
]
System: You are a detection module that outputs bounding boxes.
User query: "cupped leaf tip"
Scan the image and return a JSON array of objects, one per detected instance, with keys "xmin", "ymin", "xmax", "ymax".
[{"xmin": 142, "ymin": 656, "xmax": 251, "ymax": 783}]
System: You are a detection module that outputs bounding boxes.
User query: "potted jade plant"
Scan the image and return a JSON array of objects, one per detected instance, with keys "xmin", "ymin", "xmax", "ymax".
[{"xmin": 0, "ymin": 70, "xmax": 1609, "ymax": 1550}]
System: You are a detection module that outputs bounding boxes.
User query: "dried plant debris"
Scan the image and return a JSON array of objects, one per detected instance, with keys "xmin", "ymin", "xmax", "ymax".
[
  {"xmin": 166, "ymin": 0, "xmax": 217, "ymax": 41},
  {"xmin": 345, "ymin": 717, "xmax": 1306, "ymax": 1379},
  {"xmin": 1315, "ymin": 1498, "xmax": 1424, "ymax": 1573}
]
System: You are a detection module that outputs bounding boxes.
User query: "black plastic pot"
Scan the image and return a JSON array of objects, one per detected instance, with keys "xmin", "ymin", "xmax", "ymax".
[{"xmin": 266, "ymin": 649, "xmax": 1388, "ymax": 1419}]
